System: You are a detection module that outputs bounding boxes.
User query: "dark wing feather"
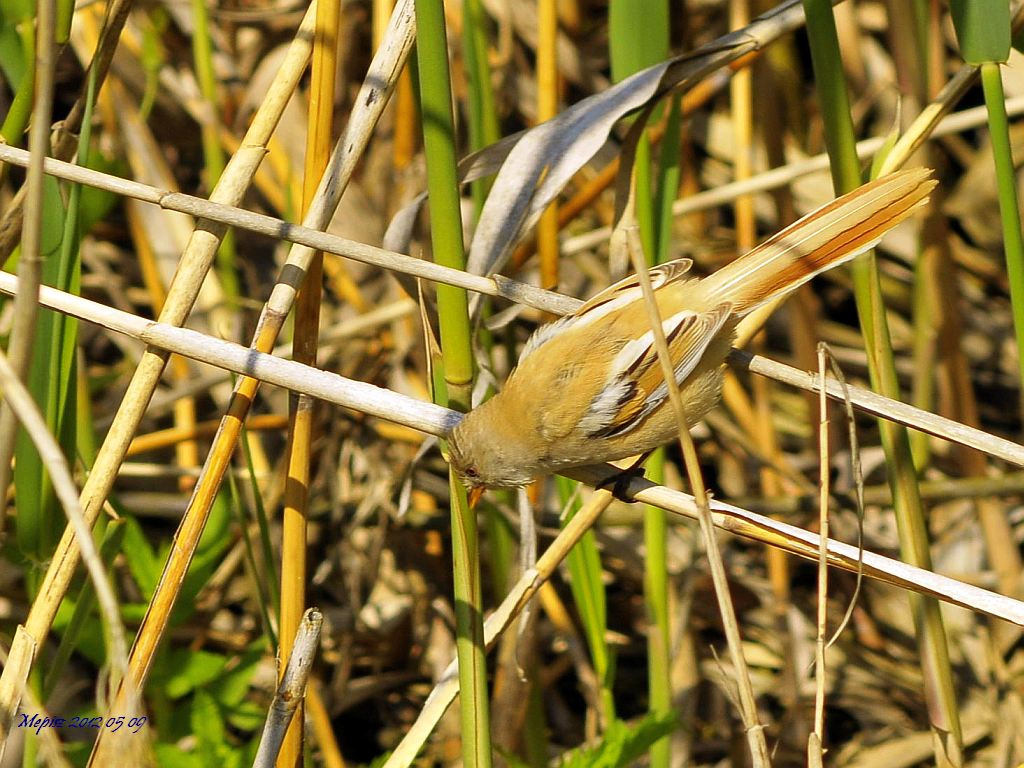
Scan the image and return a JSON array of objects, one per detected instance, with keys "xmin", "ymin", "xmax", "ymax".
[{"xmin": 583, "ymin": 303, "xmax": 733, "ymax": 438}]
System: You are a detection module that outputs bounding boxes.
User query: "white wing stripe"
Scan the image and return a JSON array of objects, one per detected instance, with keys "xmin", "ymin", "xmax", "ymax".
[
  {"xmin": 608, "ymin": 310, "xmax": 696, "ymax": 377},
  {"xmin": 583, "ymin": 305, "xmax": 732, "ymax": 438}
]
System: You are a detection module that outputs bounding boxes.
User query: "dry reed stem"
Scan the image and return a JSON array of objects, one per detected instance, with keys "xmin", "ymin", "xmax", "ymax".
[
  {"xmin": 0, "ymin": 1, "xmax": 1019, "ymax": 764},
  {"xmin": 874, "ymin": 0, "xmax": 1024, "ymax": 180},
  {"xmin": 625, "ymin": 224, "xmax": 769, "ymax": 762},
  {"xmin": 385, "ymin": 454, "xmax": 1024, "ymax": 766},
  {"xmin": 253, "ymin": 608, "xmax": 324, "ymax": 768},
  {"xmin": 561, "ymin": 97, "xmax": 1024, "ymax": 258},
  {"xmin": 0, "ymin": 352, "xmax": 134, "ymax": 757},
  {"xmin": 0, "ymin": 0, "xmax": 324, "ymax": 741},
  {"xmin": 384, "ymin": 489, "xmax": 617, "ymax": 767},
  {"xmin": 278, "ymin": 1, "xmax": 341, "ymax": 761},
  {"xmin": 2, "ymin": 263, "xmax": 1020, "ymax": 764},
  {"xmin": 0, "ymin": 0, "xmax": 59, "ymax": 501},
  {"xmin": 2, "ymin": 262, "xmax": 1022, "ymax": 469},
  {"xmin": 4, "ymin": 97, "xmax": 1022, "ymax": 320},
  {"xmin": 810, "ymin": 345, "xmax": 831, "ymax": 764},
  {"xmin": 90, "ymin": 4, "xmax": 417, "ymax": 761}
]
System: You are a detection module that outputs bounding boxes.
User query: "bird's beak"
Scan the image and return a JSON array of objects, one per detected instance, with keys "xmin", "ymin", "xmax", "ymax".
[{"xmin": 468, "ymin": 486, "xmax": 485, "ymax": 508}]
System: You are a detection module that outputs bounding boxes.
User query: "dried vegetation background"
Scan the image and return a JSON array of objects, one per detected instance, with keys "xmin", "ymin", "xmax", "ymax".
[{"xmin": 0, "ymin": 0, "xmax": 1023, "ymax": 766}]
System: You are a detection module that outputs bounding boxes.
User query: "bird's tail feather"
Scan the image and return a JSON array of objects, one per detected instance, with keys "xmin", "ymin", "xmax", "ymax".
[{"xmin": 700, "ymin": 168, "xmax": 936, "ymax": 315}]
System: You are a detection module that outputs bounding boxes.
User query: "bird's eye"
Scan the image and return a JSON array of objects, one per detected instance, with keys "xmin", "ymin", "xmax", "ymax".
[{"xmin": 464, "ymin": 466, "xmax": 480, "ymax": 480}]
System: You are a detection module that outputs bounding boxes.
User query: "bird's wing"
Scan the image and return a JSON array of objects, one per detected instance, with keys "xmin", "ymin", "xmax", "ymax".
[
  {"xmin": 580, "ymin": 302, "xmax": 733, "ymax": 438},
  {"xmin": 518, "ymin": 258, "xmax": 695, "ymax": 366},
  {"xmin": 573, "ymin": 258, "xmax": 694, "ymax": 319}
]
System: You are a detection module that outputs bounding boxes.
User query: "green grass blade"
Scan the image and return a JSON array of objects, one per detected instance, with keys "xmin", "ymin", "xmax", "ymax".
[
  {"xmin": 416, "ymin": 0, "xmax": 491, "ymax": 764},
  {"xmin": 979, "ymin": 62, "xmax": 1024, "ymax": 426},
  {"xmin": 950, "ymin": 0, "xmax": 1010, "ymax": 64}
]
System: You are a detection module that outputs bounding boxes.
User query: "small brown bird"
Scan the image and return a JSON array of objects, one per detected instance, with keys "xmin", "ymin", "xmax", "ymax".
[{"xmin": 448, "ymin": 169, "xmax": 936, "ymax": 496}]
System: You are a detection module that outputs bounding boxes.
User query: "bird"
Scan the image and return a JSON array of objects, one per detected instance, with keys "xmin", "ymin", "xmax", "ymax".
[{"xmin": 447, "ymin": 168, "xmax": 936, "ymax": 500}]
